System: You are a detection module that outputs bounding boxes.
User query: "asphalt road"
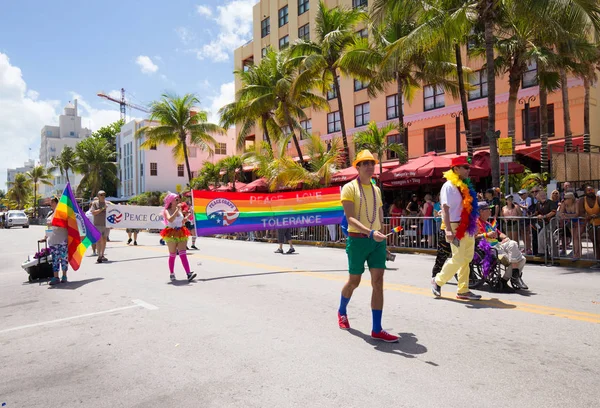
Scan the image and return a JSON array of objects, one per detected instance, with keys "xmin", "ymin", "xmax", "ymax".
[{"xmin": 0, "ymin": 226, "xmax": 599, "ymax": 408}]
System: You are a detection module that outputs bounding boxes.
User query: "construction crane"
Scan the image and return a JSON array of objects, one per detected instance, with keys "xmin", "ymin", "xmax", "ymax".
[{"xmin": 97, "ymin": 88, "xmax": 150, "ymax": 121}]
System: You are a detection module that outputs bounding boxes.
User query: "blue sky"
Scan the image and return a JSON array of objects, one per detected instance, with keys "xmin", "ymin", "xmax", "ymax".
[{"xmin": 0, "ymin": 0, "xmax": 257, "ymax": 188}]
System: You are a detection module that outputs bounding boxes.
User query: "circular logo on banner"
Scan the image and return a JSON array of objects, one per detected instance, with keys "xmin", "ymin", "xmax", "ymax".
[
  {"xmin": 206, "ymin": 198, "xmax": 239, "ymax": 227},
  {"xmin": 107, "ymin": 208, "xmax": 123, "ymax": 224}
]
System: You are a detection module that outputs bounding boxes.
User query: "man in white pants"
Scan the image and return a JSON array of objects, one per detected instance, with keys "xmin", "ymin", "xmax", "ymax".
[{"xmin": 476, "ymin": 202, "xmax": 528, "ymax": 290}]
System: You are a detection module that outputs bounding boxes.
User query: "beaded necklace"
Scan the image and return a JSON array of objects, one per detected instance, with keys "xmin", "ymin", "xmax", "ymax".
[{"xmin": 356, "ymin": 179, "xmax": 378, "ymax": 228}]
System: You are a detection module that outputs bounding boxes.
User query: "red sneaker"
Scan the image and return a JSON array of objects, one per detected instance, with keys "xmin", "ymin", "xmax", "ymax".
[
  {"xmin": 338, "ymin": 312, "xmax": 350, "ymax": 330},
  {"xmin": 371, "ymin": 330, "xmax": 399, "ymax": 343}
]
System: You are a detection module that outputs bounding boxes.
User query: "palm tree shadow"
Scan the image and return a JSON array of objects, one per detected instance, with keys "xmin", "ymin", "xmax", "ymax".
[
  {"xmin": 347, "ymin": 329, "xmax": 430, "ymax": 360},
  {"xmin": 437, "ymin": 297, "xmax": 517, "ymax": 309}
]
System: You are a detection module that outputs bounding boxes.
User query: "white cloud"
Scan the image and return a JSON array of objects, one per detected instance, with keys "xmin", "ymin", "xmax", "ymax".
[
  {"xmin": 196, "ymin": 0, "xmax": 257, "ymax": 63},
  {"xmin": 108, "ymin": 89, "xmax": 121, "ymax": 99},
  {"xmin": 196, "ymin": 5, "xmax": 213, "ymax": 17},
  {"xmin": 175, "ymin": 27, "xmax": 195, "ymax": 45},
  {"xmin": 135, "ymin": 55, "xmax": 159, "ymax": 74},
  {"xmin": 206, "ymin": 81, "xmax": 235, "ymax": 124},
  {"xmin": 0, "ymin": 52, "xmax": 60, "ymax": 189}
]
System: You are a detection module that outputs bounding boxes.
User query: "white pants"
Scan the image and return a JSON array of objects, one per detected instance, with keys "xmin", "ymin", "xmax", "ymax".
[
  {"xmin": 327, "ymin": 225, "xmax": 337, "ymax": 242},
  {"xmin": 495, "ymin": 239, "xmax": 526, "ymax": 279}
]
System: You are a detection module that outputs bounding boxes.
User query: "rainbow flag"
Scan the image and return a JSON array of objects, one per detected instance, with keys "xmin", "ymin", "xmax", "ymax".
[
  {"xmin": 51, "ymin": 183, "xmax": 101, "ymax": 270},
  {"xmin": 192, "ymin": 187, "xmax": 344, "ymax": 236},
  {"xmin": 392, "ymin": 225, "xmax": 403, "ymax": 233}
]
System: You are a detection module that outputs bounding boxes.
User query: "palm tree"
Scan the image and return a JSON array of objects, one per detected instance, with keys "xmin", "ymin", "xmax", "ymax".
[
  {"xmin": 50, "ymin": 145, "xmax": 77, "ymax": 185},
  {"xmin": 7, "ymin": 173, "xmax": 31, "ymax": 210},
  {"xmin": 220, "ymin": 55, "xmax": 281, "ymax": 153},
  {"xmin": 218, "ymin": 155, "xmax": 245, "ymax": 191},
  {"xmin": 292, "ymin": 1, "xmax": 365, "ymax": 167},
  {"xmin": 191, "ymin": 162, "xmax": 222, "ymax": 190},
  {"xmin": 353, "ymin": 121, "xmax": 407, "ymax": 179},
  {"xmin": 26, "ymin": 165, "xmax": 53, "ymax": 218},
  {"xmin": 137, "ymin": 93, "xmax": 225, "ymax": 184},
  {"xmin": 75, "ymin": 137, "xmax": 118, "ymax": 197}
]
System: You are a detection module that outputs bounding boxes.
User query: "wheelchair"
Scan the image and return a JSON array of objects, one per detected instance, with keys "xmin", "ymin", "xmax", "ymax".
[{"xmin": 468, "ymin": 239, "xmax": 508, "ymax": 292}]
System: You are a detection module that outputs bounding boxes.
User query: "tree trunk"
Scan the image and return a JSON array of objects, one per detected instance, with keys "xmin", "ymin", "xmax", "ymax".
[
  {"xmin": 332, "ymin": 69, "xmax": 351, "ymax": 168},
  {"xmin": 261, "ymin": 115, "xmax": 273, "ymax": 153},
  {"xmin": 560, "ymin": 68, "xmax": 572, "ymax": 150},
  {"xmin": 286, "ymin": 117, "xmax": 306, "ymax": 167},
  {"xmin": 455, "ymin": 44, "xmax": 472, "ymax": 159},
  {"xmin": 33, "ymin": 183, "xmax": 37, "ymax": 219},
  {"xmin": 507, "ymin": 68, "xmax": 521, "ymax": 152},
  {"xmin": 540, "ymin": 87, "xmax": 549, "ymax": 174},
  {"xmin": 396, "ymin": 73, "xmax": 407, "ymax": 155},
  {"xmin": 181, "ymin": 134, "xmax": 193, "ymax": 184},
  {"xmin": 483, "ymin": 1, "xmax": 500, "ymax": 187},
  {"xmin": 584, "ymin": 77, "xmax": 591, "ymax": 152},
  {"xmin": 65, "ymin": 168, "xmax": 70, "ymax": 185}
]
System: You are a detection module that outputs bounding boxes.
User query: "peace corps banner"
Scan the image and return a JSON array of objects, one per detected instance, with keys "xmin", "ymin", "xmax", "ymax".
[
  {"xmin": 192, "ymin": 187, "xmax": 344, "ymax": 236},
  {"xmin": 105, "ymin": 205, "xmax": 165, "ymax": 229}
]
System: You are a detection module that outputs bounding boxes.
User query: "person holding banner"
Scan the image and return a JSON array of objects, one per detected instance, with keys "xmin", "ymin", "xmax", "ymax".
[
  {"xmin": 182, "ymin": 196, "xmax": 198, "ymax": 250},
  {"xmin": 337, "ymin": 150, "xmax": 399, "ymax": 343},
  {"xmin": 161, "ymin": 192, "xmax": 197, "ymax": 281}
]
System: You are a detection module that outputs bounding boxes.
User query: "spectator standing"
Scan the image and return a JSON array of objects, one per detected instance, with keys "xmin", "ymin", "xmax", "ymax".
[
  {"xmin": 558, "ymin": 192, "xmax": 581, "ymax": 260},
  {"xmin": 485, "ymin": 188, "xmax": 501, "ymax": 219},
  {"xmin": 422, "ymin": 194, "xmax": 435, "ymax": 248},
  {"xmin": 534, "ymin": 189, "xmax": 558, "ymax": 256},
  {"xmin": 91, "ymin": 191, "xmax": 109, "ymax": 263},
  {"xmin": 501, "ymin": 195, "xmax": 522, "ymax": 240},
  {"xmin": 577, "ymin": 185, "xmax": 600, "ymax": 268}
]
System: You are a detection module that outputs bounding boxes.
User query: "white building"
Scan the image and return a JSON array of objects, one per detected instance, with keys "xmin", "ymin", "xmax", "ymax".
[
  {"xmin": 6, "ymin": 159, "xmax": 35, "ymax": 188},
  {"xmin": 116, "ymin": 119, "xmax": 236, "ymax": 198},
  {"xmin": 39, "ymin": 100, "xmax": 91, "ymax": 196}
]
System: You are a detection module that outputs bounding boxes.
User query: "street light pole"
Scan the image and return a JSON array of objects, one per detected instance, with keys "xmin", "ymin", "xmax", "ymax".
[
  {"xmin": 519, "ymin": 95, "xmax": 536, "ymax": 147},
  {"xmin": 451, "ymin": 111, "xmax": 463, "ymax": 154}
]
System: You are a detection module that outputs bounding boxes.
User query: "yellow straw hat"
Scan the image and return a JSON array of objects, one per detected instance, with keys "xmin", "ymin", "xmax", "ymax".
[{"xmin": 352, "ymin": 150, "xmax": 379, "ymax": 167}]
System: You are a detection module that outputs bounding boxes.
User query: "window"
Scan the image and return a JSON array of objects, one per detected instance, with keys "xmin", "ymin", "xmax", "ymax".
[
  {"xmin": 354, "ymin": 102, "xmax": 370, "ymax": 127},
  {"xmin": 357, "ymin": 28, "xmax": 368, "ymax": 39},
  {"xmin": 387, "ymin": 133, "xmax": 404, "ymax": 160},
  {"xmin": 327, "ymin": 111, "xmax": 341, "ymax": 133},
  {"xmin": 327, "ymin": 77, "xmax": 339, "ymax": 100},
  {"xmin": 386, "ymin": 94, "xmax": 404, "ymax": 120},
  {"xmin": 300, "ymin": 119, "xmax": 312, "ymax": 139},
  {"xmin": 469, "ymin": 117, "xmax": 489, "ymax": 147},
  {"xmin": 468, "ymin": 69, "xmax": 488, "ymax": 101},
  {"xmin": 279, "ymin": 35, "xmax": 289, "ymax": 50},
  {"xmin": 354, "ymin": 78, "xmax": 369, "ymax": 91},
  {"xmin": 261, "ymin": 17, "xmax": 270, "ymax": 38},
  {"xmin": 140, "ymin": 163, "xmax": 143, "ymax": 176},
  {"xmin": 278, "ymin": 6, "xmax": 288, "ymax": 27},
  {"xmin": 150, "ymin": 143, "xmax": 157, "ymax": 150},
  {"xmin": 298, "ymin": 24, "xmax": 310, "ymax": 41},
  {"xmin": 215, "ymin": 143, "xmax": 227, "ymax": 155},
  {"xmin": 261, "ymin": 47, "xmax": 267, "ymax": 58},
  {"xmin": 177, "ymin": 164, "xmax": 184, "ymax": 177},
  {"xmin": 242, "ymin": 57, "xmax": 253, "ymax": 72},
  {"xmin": 150, "ymin": 162, "xmax": 158, "ymax": 176},
  {"xmin": 424, "ymin": 84, "xmax": 445, "ymax": 111},
  {"xmin": 46, "ymin": 130, "xmax": 52, "ymax": 136},
  {"xmin": 522, "ymin": 60, "xmax": 538, "ymax": 88},
  {"xmin": 353, "ymin": 0, "xmax": 368, "ymax": 8},
  {"xmin": 425, "ymin": 125, "xmax": 446, "ymax": 153},
  {"xmin": 522, "ymin": 104, "xmax": 555, "ymax": 141},
  {"xmin": 69, "ymin": 131, "xmax": 75, "ymax": 137},
  {"xmin": 298, "ymin": 0, "xmax": 309, "ymax": 15}
]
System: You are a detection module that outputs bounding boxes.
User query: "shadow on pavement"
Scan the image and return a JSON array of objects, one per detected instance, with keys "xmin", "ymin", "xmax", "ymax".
[
  {"xmin": 437, "ymin": 297, "xmax": 517, "ymax": 309},
  {"xmin": 111, "ymin": 255, "xmax": 167, "ymax": 263},
  {"xmin": 49, "ymin": 278, "xmax": 104, "ymax": 290},
  {"xmin": 347, "ymin": 329, "xmax": 430, "ymax": 360},
  {"xmin": 198, "ymin": 269, "xmax": 348, "ymax": 282}
]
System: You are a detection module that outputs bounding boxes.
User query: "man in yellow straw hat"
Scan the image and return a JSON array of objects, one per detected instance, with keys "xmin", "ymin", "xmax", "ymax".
[{"xmin": 337, "ymin": 150, "xmax": 399, "ymax": 342}]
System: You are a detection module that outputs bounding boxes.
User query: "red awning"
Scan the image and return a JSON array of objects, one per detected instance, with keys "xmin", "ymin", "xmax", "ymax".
[
  {"xmin": 238, "ymin": 178, "xmax": 269, "ymax": 193},
  {"xmin": 515, "ymin": 136, "xmax": 583, "ymax": 160},
  {"xmin": 215, "ymin": 182, "xmax": 247, "ymax": 192},
  {"xmin": 466, "ymin": 151, "xmax": 525, "ymax": 175},
  {"xmin": 380, "ymin": 154, "xmax": 487, "ymax": 183}
]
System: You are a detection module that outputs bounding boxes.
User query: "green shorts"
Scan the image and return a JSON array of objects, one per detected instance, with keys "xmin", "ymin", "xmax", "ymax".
[{"xmin": 346, "ymin": 236, "xmax": 387, "ymax": 275}]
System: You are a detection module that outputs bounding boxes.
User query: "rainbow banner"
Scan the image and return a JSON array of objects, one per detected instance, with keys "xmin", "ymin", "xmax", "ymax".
[
  {"xmin": 192, "ymin": 187, "xmax": 343, "ymax": 236},
  {"xmin": 52, "ymin": 183, "xmax": 101, "ymax": 270}
]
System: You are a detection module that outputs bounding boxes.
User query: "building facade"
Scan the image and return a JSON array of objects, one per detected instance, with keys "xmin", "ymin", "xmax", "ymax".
[
  {"xmin": 233, "ymin": 0, "xmax": 600, "ymax": 163},
  {"xmin": 39, "ymin": 100, "xmax": 91, "ymax": 196},
  {"xmin": 115, "ymin": 119, "xmax": 236, "ymax": 198},
  {"xmin": 6, "ymin": 159, "xmax": 35, "ymax": 188}
]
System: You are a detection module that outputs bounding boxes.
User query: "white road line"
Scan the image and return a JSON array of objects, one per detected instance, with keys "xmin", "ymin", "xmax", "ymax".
[{"xmin": 0, "ymin": 300, "xmax": 157, "ymax": 335}]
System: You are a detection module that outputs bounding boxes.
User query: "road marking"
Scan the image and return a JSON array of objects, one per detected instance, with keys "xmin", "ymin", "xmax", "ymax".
[
  {"xmin": 139, "ymin": 246, "xmax": 600, "ymax": 324},
  {"xmin": 0, "ymin": 300, "xmax": 157, "ymax": 335}
]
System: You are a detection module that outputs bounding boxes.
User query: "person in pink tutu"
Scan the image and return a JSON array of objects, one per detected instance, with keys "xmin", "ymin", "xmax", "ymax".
[{"xmin": 161, "ymin": 192, "xmax": 196, "ymax": 281}]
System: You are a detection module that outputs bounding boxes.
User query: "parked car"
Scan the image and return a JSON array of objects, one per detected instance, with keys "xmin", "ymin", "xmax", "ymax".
[{"xmin": 5, "ymin": 210, "xmax": 29, "ymax": 228}]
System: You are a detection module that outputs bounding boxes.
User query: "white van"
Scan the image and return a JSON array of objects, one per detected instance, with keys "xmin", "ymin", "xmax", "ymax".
[{"xmin": 6, "ymin": 210, "xmax": 29, "ymax": 228}]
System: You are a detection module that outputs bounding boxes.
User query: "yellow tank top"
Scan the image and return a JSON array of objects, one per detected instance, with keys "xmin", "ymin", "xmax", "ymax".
[{"xmin": 584, "ymin": 197, "xmax": 600, "ymax": 226}]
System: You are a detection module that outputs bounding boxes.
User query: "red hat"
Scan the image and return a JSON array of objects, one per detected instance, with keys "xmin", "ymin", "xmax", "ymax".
[{"xmin": 451, "ymin": 156, "xmax": 470, "ymax": 168}]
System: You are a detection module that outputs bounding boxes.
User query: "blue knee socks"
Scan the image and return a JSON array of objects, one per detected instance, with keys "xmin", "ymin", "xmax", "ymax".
[
  {"xmin": 372, "ymin": 309, "xmax": 382, "ymax": 333},
  {"xmin": 338, "ymin": 295, "xmax": 350, "ymax": 315}
]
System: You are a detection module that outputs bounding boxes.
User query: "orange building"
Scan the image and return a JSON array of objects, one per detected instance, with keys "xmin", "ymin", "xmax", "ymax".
[{"xmin": 233, "ymin": 0, "xmax": 600, "ymax": 165}]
